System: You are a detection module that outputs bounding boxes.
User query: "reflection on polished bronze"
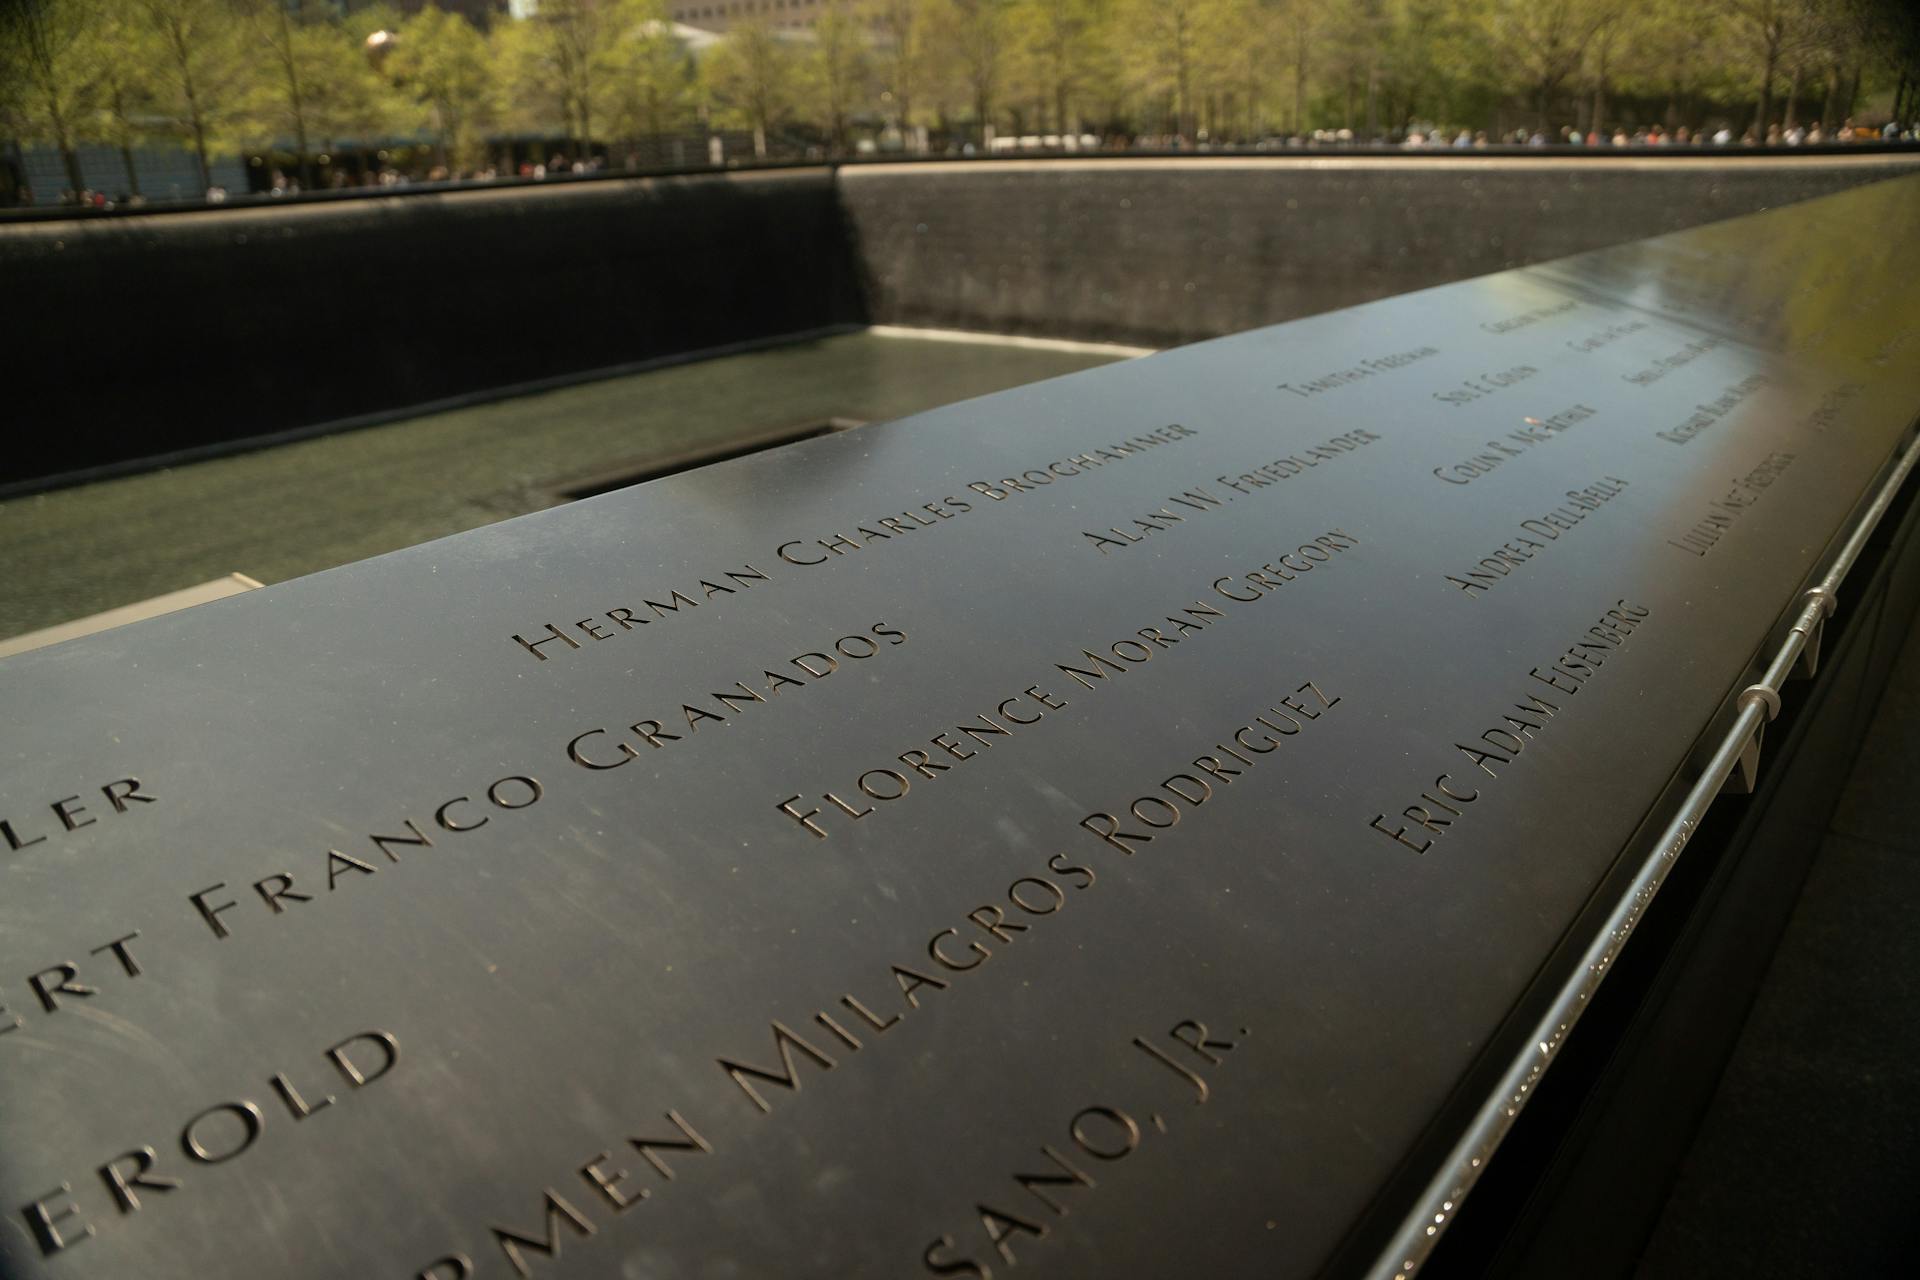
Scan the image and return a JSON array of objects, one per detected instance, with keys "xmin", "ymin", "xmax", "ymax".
[{"xmin": 1, "ymin": 175, "xmax": 1918, "ymax": 1280}]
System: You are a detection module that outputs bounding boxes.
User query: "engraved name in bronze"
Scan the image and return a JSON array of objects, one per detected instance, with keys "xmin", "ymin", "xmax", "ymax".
[{"xmin": 1368, "ymin": 600, "xmax": 1651, "ymax": 853}]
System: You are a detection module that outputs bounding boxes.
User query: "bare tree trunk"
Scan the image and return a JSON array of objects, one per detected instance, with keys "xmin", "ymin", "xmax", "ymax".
[
  {"xmin": 111, "ymin": 85, "xmax": 141, "ymax": 197},
  {"xmin": 61, "ymin": 143, "xmax": 84, "ymax": 200},
  {"xmin": 1754, "ymin": 41, "xmax": 1777, "ymax": 137},
  {"xmin": 24, "ymin": 9, "xmax": 86, "ymax": 200},
  {"xmin": 1783, "ymin": 63, "xmax": 1800, "ymax": 130},
  {"xmin": 192, "ymin": 121, "xmax": 211, "ymax": 188},
  {"xmin": 1292, "ymin": 24, "xmax": 1307, "ymax": 134},
  {"xmin": 276, "ymin": 10, "xmax": 314, "ymax": 188},
  {"xmin": 164, "ymin": 19, "xmax": 215, "ymax": 190},
  {"xmin": 1174, "ymin": 12, "xmax": 1192, "ymax": 138},
  {"xmin": 43, "ymin": 92, "xmax": 85, "ymax": 198}
]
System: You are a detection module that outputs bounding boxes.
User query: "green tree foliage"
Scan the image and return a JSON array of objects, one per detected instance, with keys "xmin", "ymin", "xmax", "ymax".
[
  {"xmin": 1382, "ymin": 0, "xmax": 1484, "ymax": 130},
  {"xmin": 136, "ymin": 0, "xmax": 251, "ymax": 189},
  {"xmin": 0, "ymin": 0, "xmax": 104, "ymax": 198},
  {"xmin": 246, "ymin": 0, "xmax": 317, "ymax": 182},
  {"xmin": 93, "ymin": 3, "xmax": 160, "ymax": 196},
  {"xmin": 702, "ymin": 15, "xmax": 795, "ymax": 155},
  {"xmin": 2, "ymin": 0, "xmax": 1915, "ymax": 200},
  {"xmin": 298, "ymin": 25, "xmax": 399, "ymax": 157},
  {"xmin": 1116, "ymin": 0, "xmax": 1203, "ymax": 136},
  {"xmin": 1613, "ymin": 0, "xmax": 1728, "ymax": 129},
  {"xmin": 1195, "ymin": 0, "xmax": 1280, "ymax": 140},
  {"xmin": 390, "ymin": 5, "xmax": 494, "ymax": 169},
  {"xmin": 864, "ymin": 0, "xmax": 927, "ymax": 144},
  {"xmin": 1007, "ymin": 0, "xmax": 1108, "ymax": 134},
  {"xmin": 1483, "ymin": 0, "xmax": 1611, "ymax": 132},
  {"xmin": 237, "ymin": 1, "xmax": 394, "ymax": 184},
  {"xmin": 1721, "ymin": 0, "xmax": 1817, "ymax": 135},
  {"xmin": 804, "ymin": 6, "xmax": 872, "ymax": 152},
  {"xmin": 926, "ymin": 0, "xmax": 1013, "ymax": 143},
  {"xmin": 601, "ymin": 0, "xmax": 696, "ymax": 153},
  {"xmin": 495, "ymin": 0, "xmax": 640, "ymax": 155},
  {"xmin": 1274, "ymin": 0, "xmax": 1314, "ymax": 133}
]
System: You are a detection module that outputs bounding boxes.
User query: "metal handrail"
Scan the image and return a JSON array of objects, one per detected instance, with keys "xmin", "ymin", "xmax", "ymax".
[{"xmin": 1369, "ymin": 425, "xmax": 1920, "ymax": 1280}]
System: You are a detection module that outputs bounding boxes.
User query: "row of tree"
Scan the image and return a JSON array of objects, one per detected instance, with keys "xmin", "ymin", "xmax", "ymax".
[{"xmin": 3, "ymin": 0, "xmax": 1916, "ymax": 201}]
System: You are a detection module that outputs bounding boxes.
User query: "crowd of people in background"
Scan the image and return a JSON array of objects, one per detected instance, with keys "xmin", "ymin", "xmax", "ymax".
[
  {"xmin": 21, "ymin": 116, "xmax": 1920, "ymax": 213},
  {"xmin": 1398, "ymin": 117, "xmax": 1916, "ymax": 147}
]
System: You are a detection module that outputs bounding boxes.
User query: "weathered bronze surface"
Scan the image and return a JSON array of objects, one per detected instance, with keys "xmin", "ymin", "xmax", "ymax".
[{"xmin": 2, "ymin": 176, "xmax": 1917, "ymax": 1280}]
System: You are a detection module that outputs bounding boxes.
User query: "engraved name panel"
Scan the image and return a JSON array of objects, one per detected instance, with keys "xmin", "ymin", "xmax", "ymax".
[{"xmin": 3, "ymin": 177, "xmax": 1918, "ymax": 1279}]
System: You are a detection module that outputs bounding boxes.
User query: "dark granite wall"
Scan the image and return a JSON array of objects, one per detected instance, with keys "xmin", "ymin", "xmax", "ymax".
[
  {"xmin": 837, "ymin": 157, "xmax": 1920, "ymax": 347},
  {"xmin": 6, "ymin": 155, "xmax": 1916, "ymax": 489},
  {"xmin": 1, "ymin": 170, "xmax": 860, "ymax": 487}
]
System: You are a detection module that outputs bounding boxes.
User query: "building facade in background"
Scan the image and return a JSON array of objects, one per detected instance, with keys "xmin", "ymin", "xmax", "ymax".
[{"xmin": 668, "ymin": 0, "xmax": 829, "ymax": 34}]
